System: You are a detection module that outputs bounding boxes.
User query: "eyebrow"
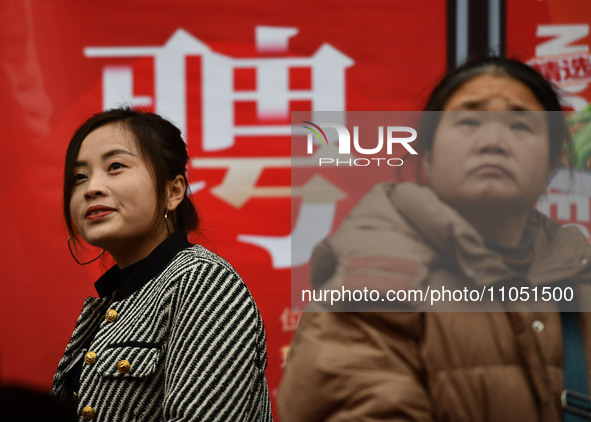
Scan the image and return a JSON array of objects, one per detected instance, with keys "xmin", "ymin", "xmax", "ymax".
[
  {"xmin": 451, "ymin": 101, "xmax": 545, "ymax": 127},
  {"xmin": 454, "ymin": 100, "xmax": 533, "ymax": 112},
  {"xmin": 73, "ymin": 149, "xmax": 137, "ymax": 168}
]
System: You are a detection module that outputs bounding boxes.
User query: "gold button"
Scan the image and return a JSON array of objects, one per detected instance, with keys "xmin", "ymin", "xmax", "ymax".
[
  {"xmin": 84, "ymin": 351, "xmax": 97, "ymax": 365},
  {"xmin": 105, "ymin": 309, "xmax": 118, "ymax": 323},
  {"xmin": 73, "ymin": 391, "xmax": 78, "ymax": 400},
  {"xmin": 81, "ymin": 406, "xmax": 95, "ymax": 420},
  {"xmin": 117, "ymin": 359, "xmax": 131, "ymax": 374}
]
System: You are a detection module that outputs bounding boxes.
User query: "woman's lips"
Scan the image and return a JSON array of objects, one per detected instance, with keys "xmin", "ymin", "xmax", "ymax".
[
  {"xmin": 85, "ymin": 206, "xmax": 115, "ymax": 220},
  {"xmin": 85, "ymin": 210, "xmax": 114, "ymax": 221},
  {"xmin": 472, "ymin": 164, "xmax": 510, "ymax": 177}
]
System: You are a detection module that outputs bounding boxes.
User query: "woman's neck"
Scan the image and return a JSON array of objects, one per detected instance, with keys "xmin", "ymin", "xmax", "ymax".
[
  {"xmin": 455, "ymin": 204, "xmax": 531, "ymax": 247},
  {"xmin": 110, "ymin": 230, "xmax": 169, "ymax": 269}
]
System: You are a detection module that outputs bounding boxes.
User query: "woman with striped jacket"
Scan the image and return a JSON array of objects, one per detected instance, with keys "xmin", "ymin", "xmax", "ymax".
[{"xmin": 51, "ymin": 108, "xmax": 273, "ymax": 422}]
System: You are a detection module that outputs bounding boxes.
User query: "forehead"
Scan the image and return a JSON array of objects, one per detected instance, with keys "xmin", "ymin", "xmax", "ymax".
[
  {"xmin": 77, "ymin": 122, "xmax": 140, "ymax": 159},
  {"xmin": 443, "ymin": 74, "xmax": 544, "ymax": 111}
]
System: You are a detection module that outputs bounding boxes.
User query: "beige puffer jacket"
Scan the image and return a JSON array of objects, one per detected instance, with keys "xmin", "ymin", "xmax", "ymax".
[{"xmin": 278, "ymin": 182, "xmax": 591, "ymax": 422}]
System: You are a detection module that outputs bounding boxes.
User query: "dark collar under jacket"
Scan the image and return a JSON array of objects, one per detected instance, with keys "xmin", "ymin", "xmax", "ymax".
[{"xmin": 94, "ymin": 231, "xmax": 191, "ymax": 299}]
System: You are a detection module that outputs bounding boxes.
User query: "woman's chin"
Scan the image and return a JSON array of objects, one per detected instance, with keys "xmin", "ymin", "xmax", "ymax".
[{"xmin": 79, "ymin": 233, "xmax": 114, "ymax": 251}]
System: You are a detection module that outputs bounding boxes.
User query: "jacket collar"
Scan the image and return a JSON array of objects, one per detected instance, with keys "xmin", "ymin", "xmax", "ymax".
[
  {"xmin": 94, "ymin": 231, "xmax": 191, "ymax": 299},
  {"xmin": 389, "ymin": 182, "xmax": 591, "ymax": 286}
]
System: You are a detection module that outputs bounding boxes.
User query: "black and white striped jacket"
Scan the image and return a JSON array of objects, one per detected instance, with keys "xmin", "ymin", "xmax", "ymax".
[{"xmin": 51, "ymin": 241, "xmax": 273, "ymax": 421}]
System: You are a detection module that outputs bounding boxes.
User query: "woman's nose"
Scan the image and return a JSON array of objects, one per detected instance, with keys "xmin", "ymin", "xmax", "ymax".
[
  {"xmin": 476, "ymin": 120, "xmax": 508, "ymax": 154},
  {"xmin": 83, "ymin": 175, "xmax": 106, "ymax": 199}
]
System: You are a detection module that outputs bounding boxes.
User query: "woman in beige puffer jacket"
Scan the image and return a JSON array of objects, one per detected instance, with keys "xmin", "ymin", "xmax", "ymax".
[{"xmin": 278, "ymin": 57, "xmax": 591, "ymax": 422}]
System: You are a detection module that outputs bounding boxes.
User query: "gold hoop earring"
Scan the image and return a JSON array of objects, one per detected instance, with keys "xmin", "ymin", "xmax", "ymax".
[{"xmin": 67, "ymin": 232, "xmax": 104, "ymax": 265}]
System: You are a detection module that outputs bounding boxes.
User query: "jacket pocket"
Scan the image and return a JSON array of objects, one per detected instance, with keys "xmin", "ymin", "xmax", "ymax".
[{"xmin": 96, "ymin": 343, "xmax": 161, "ymax": 378}]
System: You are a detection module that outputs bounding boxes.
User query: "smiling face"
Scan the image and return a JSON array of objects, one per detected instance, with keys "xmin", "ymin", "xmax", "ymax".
[
  {"xmin": 69, "ymin": 123, "xmax": 167, "ymax": 266},
  {"xmin": 423, "ymin": 74, "xmax": 551, "ymax": 213}
]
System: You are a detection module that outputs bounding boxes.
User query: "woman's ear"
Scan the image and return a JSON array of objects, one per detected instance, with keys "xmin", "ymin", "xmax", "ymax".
[{"xmin": 166, "ymin": 175, "xmax": 186, "ymax": 212}]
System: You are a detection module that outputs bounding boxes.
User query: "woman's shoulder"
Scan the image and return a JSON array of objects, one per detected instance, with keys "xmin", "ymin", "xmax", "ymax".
[
  {"xmin": 178, "ymin": 244, "xmax": 238, "ymax": 271},
  {"xmin": 161, "ymin": 244, "xmax": 252, "ymax": 297},
  {"xmin": 159, "ymin": 244, "xmax": 240, "ymax": 277},
  {"xmin": 530, "ymin": 208, "xmax": 591, "ymax": 247}
]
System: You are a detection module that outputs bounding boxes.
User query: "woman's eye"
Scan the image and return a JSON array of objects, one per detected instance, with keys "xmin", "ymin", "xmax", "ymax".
[
  {"xmin": 510, "ymin": 122, "xmax": 532, "ymax": 132},
  {"xmin": 73, "ymin": 173, "xmax": 87, "ymax": 184},
  {"xmin": 108, "ymin": 162, "xmax": 125, "ymax": 171},
  {"xmin": 458, "ymin": 118, "xmax": 479, "ymax": 127}
]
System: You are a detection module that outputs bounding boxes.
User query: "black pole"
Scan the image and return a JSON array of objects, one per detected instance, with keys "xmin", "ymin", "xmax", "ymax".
[{"xmin": 446, "ymin": 0, "xmax": 506, "ymax": 71}]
